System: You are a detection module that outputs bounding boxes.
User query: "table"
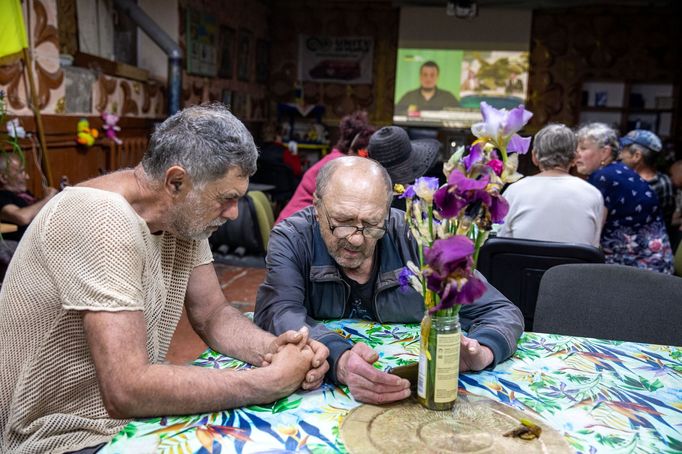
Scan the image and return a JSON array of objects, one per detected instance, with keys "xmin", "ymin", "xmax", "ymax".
[{"xmin": 102, "ymin": 321, "xmax": 682, "ymax": 453}]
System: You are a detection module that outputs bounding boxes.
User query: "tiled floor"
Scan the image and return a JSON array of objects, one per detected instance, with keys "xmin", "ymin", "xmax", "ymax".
[{"xmin": 165, "ymin": 263, "xmax": 266, "ymax": 364}]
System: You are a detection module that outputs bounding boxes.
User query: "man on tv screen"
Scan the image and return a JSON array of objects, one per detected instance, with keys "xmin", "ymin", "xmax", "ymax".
[{"xmin": 395, "ymin": 61, "xmax": 460, "ymax": 114}]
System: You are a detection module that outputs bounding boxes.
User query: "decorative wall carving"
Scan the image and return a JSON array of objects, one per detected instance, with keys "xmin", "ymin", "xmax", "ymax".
[{"xmin": 526, "ymin": 6, "xmax": 680, "ymax": 141}]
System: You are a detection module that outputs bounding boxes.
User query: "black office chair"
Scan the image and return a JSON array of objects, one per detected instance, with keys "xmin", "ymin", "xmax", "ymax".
[
  {"xmin": 534, "ymin": 263, "xmax": 682, "ymax": 346},
  {"xmin": 477, "ymin": 237, "xmax": 604, "ymax": 331}
]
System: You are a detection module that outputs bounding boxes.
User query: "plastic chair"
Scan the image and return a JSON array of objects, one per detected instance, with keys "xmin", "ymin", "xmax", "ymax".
[
  {"xmin": 534, "ymin": 263, "xmax": 682, "ymax": 345},
  {"xmin": 476, "ymin": 237, "xmax": 604, "ymax": 331}
]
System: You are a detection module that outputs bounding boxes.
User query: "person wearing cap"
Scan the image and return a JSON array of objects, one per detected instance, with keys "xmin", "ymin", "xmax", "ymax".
[
  {"xmin": 254, "ymin": 156, "xmax": 524, "ymax": 405},
  {"xmin": 395, "ymin": 61, "xmax": 460, "ymax": 115},
  {"xmin": 276, "ymin": 111, "xmax": 376, "ymax": 224},
  {"xmin": 575, "ymin": 123, "xmax": 673, "ymax": 274},
  {"xmin": 368, "ymin": 126, "xmax": 443, "ymax": 210},
  {"xmin": 618, "ymin": 129, "xmax": 676, "ymax": 233}
]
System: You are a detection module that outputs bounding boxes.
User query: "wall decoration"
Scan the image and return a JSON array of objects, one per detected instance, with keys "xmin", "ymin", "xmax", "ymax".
[
  {"xmin": 218, "ymin": 26, "xmax": 235, "ymax": 79},
  {"xmin": 298, "ymin": 35, "xmax": 374, "ymax": 84},
  {"xmin": 237, "ymin": 29, "xmax": 253, "ymax": 82},
  {"xmin": 186, "ymin": 8, "xmax": 218, "ymax": 77},
  {"xmin": 255, "ymin": 39, "xmax": 269, "ymax": 83}
]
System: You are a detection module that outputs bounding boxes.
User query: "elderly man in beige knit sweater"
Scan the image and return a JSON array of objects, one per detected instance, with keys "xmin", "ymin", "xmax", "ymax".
[{"xmin": 0, "ymin": 104, "xmax": 329, "ymax": 454}]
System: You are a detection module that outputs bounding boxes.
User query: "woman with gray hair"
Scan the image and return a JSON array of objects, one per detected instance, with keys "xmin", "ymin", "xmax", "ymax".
[
  {"xmin": 575, "ymin": 122, "xmax": 673, "ymax": 273},
  {"xmin": 498, "ymin": 123, "xmax": 605, "ymax": 246}
]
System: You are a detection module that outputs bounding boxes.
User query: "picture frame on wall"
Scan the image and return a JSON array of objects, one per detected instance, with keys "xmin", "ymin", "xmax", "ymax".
[
  {"xmin": 237, "ymin": 29, "xmax": 253, "ymax": 82},
  {"xmin": 185, "ymin": 8, "xmax": 218, "ymax": 77},
  {"xmin": 255, "ymin": 39, "xmax": 270, "ymax": 83},
  {"xmin": 218, "ymin": 26, "xmax": 236, "ymax": 79}
]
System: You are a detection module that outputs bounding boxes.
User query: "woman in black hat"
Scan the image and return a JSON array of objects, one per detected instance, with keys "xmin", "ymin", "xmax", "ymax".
[{"xmin": 368, "ymin": 126, "xmax": 442, "ymax": 210}]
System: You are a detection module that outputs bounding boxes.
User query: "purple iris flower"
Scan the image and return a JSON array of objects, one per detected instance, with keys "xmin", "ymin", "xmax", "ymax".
[
  {"xmin": 423, "ymin": 236, "xmax": 486, "ymax": 310},
  {"xmin": 433, "ymin": 170, "xmax": 489, "ymax": 219},
  {"xmin": 463, "ymin": 143, "xmax": 484, "ymax": 172},
  {"xmin": 472, "ymin": 102, "xmax": 533, "ymax": 154},
  {"xmin": 488, "ymin": 193, "xmax": 510, "ymax": 223},
  {"xmin": 398, "ymin": 267, "xmax": 412, "ymax": 292},
  {"xmin": 399, "ymin": 185, "xmax": 416, "ymax": 199}
]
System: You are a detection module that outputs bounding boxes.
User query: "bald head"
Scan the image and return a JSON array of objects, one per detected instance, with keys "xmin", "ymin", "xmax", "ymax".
[{"xmin": 315, "ymin": 156, "xmax": 393, "ymax": 209}]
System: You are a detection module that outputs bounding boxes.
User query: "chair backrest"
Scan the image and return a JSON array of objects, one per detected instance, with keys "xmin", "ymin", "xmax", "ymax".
[
  {"xmin": 210, "ymin": 196, "xmax": 263, "ymax": 255},
  {"xmin": 477, "ymin": 237, "xmax": 605, "ymax": 330},
  {"xmin": 108, "ymin": 137, "xmax": 148, "ymax": 171},
  {"xmin": 247, "ymin": 191, "xmax": 275, "ymax": 250},
  {"xmin": 534, "ymin": 263, "xmax": 682, "ymax": 346}
]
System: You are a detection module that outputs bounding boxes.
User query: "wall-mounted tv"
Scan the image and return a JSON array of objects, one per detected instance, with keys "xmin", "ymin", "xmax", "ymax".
[{"xmin": 393, "ymin": 49, "xmax": 529, "ymax": 128}]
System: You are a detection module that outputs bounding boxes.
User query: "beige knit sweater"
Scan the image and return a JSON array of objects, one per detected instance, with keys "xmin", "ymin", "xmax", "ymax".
[{"xmin": 0, "ymin": 187, "xmax": 212, "ymax": 453}]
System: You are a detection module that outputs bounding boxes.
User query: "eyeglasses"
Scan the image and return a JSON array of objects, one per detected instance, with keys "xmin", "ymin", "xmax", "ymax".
[{"xmin": 319, "ymin": 199, "xmax": 386, "ymax": 239}]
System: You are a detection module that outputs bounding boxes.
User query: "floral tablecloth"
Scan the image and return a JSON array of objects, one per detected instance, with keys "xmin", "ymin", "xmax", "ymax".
[{"xmin": 102, "ymin": 321, "xmax": 682, "ymax": 454}]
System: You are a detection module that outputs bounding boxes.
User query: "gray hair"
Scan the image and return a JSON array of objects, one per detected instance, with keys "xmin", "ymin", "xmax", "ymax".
[
  {"xmin": 576, "ymin": 122, "xmax": 620, "ymax": 160},
  {"xmin": 315, "ymin": 156, "xmax": 394, "ymax": 210},
  {"xmin": 627, "ymin": 143, "xmax": 657, "ymax": 168},
  {"xmin": 142, "ymin": 103, "xmax": 258, "ymax": 187},
  {"xmin": 0, "ymin": 152, "xmax": 23, "ymax": 178},
  {"xmin": 532, "ymin": 123, "xmax": 577, "ymax": 170}
]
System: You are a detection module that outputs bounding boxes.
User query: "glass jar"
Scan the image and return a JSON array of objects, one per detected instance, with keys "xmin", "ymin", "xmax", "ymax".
[{"xmin": 417, "ymin": 311, "xmax": 461, "ymax": 410}]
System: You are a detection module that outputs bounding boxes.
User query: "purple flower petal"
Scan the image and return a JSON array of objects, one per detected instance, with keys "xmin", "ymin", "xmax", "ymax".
[
  {"xmin": 489, "ymin": 194, "xmax": 510, "ymax": 223},
  {"xmin": 454, "ymin": 276, "xmax": 487, "ymax": 306},
  {"xmin": 433, "ymin": 185, "xmax": 466, "ymax": 218},
  {"xmin": 502, "ymin": 105, "xmax": 533, "ymax": 136},
  {"xmin": 398, "ymin": 267, "xmax": 412, "ymax": 292},
  {"xmin": 447, "ymin": 169, "xmax": 489, "ymax": 191},
  {"xmin": 399, "ymin": 185, "xmax": 416, "ymax": 199},
  {"xmin": 507, "ymin": 134, "xmax": 531, "ymax": 155},
  {"xmin": 424, "ymin": 236, "xmax": 474, "ymax": 275},
  {"xmin": 463, "ymin": 143, "xmax": 484, "ymax": 171}
]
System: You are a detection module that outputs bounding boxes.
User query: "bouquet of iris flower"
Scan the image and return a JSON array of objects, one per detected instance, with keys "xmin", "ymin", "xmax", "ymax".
[
  {"xmin": 398, "ymin": 102, "xmax": 533, "ymax": 409},
  {"xmin": 399, "ymin": 102, "xmax": 533, "ymax": 316}
]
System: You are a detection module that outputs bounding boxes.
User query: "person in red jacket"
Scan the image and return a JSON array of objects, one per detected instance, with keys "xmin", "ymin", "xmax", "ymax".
[{"xmin": 276, "ymin": 111, "xmax": 375, "ymax": 223}]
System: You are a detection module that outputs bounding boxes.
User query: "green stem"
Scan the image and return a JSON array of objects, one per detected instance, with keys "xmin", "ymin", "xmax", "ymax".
[
  {"xmin": 427, "ymin": 204, "xmax": 434, "ymax": 246},
  {"xmin": 500, "ymin": 145, "xmax": 508, "ymax": 163},
  {"xmin": 473, "ymin": 229, "xmax": 485, "ymax": 269}
]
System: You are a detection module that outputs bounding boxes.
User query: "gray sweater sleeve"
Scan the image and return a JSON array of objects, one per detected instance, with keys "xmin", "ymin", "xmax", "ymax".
[
  {"xmin": 459, "ymin": 271, "xmax": 525, "ymax": 366},
  {"xmin": 254, "ymin": 223, "xmax": 352, "ymax": 383}
]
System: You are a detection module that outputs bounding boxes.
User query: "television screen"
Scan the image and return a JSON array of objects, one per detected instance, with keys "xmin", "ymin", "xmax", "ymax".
[{"xmin": 393, "ymin": 49, "xmax": 529, "ymax": 128}]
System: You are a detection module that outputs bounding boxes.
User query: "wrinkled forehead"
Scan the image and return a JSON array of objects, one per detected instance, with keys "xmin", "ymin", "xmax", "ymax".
[{"xmin": 325, "ymin": 174, "xmax": 389, "ymax": 219}]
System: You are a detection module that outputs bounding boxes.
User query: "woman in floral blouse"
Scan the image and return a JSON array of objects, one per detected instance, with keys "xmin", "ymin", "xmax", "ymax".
[{"xmin": 575, "ymin": 123, "xmax": 673, "ymax": 274}]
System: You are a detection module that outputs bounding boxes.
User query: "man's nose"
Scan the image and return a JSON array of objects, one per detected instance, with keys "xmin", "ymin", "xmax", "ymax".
[
  {"xmin": 222, "ymin": 201, "xmax": 239, "ymax": 220},
  {"xmin": 346, "ymin": 230, "xmax": 365, "ymax": 246}
]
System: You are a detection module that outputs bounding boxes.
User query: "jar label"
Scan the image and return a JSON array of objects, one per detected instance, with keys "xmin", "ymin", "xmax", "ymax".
[
  {"xmin": 434, "ymin": 332, "xmax": 460, "ymax": 403},
  {"xmin": 417, "ymin": 351, "xmax": 427, "ymax": 398}
]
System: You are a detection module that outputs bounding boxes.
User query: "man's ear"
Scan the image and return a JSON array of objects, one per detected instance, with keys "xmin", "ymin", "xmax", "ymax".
[{"xmin": 164, "ymin": 166, "xmax": 189, "ymax": 196}]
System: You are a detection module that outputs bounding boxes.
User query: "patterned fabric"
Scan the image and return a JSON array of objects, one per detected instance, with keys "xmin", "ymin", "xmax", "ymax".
[
  {"xmin": 588, "ymin": 162, "xmax": 674, "ymax": 274},
  {"xmin": 648, "ymin": 172, "xmax": 676, "ymax": 222},
  {"xmin": 102, "ymin": 320, "xmax": 682, "ymax": 454}
]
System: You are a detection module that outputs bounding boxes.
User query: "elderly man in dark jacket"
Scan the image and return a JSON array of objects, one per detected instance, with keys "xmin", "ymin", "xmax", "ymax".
[{"xmin": 255, "ymin": 156, "xmax": 524, "ymax": 404}]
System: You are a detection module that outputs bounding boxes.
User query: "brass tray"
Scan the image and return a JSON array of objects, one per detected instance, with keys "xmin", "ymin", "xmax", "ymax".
[{"xmin": 340, "ymin": 393, "xmax": 572, "ymax": 453}]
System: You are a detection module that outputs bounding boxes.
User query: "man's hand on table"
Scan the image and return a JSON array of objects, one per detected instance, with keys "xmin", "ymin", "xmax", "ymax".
[
  {"xmin": 459, "ymin": 335, "xmax": 494, "ymax": 372},
  {"xmin": 263, "ymin": 327, "xmax": 330, "ymax": 390},
  {"xmin": 263, "ymin": 343, "xmax": 315, "ymax": 399},
  {"xmin": 337, "ymin": 343, "xmax": 411, "ymax": 404}
]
